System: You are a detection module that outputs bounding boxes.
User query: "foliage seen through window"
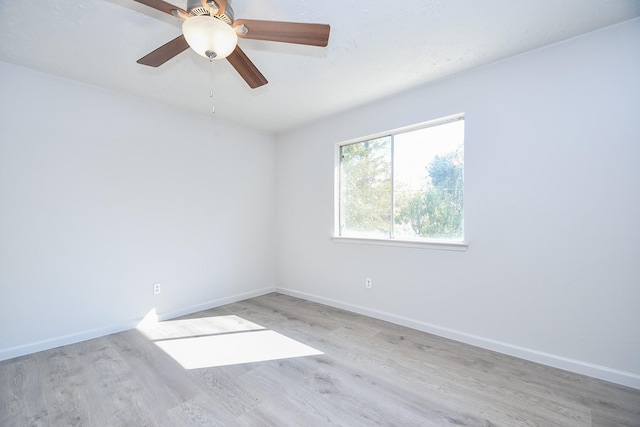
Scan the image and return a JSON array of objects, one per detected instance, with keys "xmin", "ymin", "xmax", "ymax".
[{"xmin": 339, "ymin": 116, "xmax": 464, "ymax": 242}]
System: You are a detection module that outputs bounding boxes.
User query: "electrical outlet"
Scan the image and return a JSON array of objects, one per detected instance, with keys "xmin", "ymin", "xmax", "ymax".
[
  {"xmin": 153, "ymin": 283, "xmax": 161, "ymax": 295},
  {"xmin": 365, "ymin": 278, "xmax": 372, "ymax": 289}
]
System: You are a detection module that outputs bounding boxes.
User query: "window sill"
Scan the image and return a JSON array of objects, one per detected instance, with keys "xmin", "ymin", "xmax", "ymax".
[{"xmin": 331, "ymin": 236, "xmax": 468, "ymax": 251}]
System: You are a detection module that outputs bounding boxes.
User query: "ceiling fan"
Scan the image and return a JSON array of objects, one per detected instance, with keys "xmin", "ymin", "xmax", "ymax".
[{"xmin": 133, "ymin": 0, "xmax": 331, "ymax": 88}]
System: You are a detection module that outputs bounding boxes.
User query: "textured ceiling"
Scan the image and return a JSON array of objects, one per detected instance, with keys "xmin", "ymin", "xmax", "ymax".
[{"xmin": 1, "ymin": 0, "xmax": 639, "ymax": 133}]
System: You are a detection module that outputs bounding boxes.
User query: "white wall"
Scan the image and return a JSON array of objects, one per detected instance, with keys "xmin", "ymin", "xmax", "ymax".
[
  {"xmin": 274, "ymin": 18, "xmax": 640, "ymax": 388},
  {"xmin": 0, "ymin": 61, "xmax": 276, "ymax": 360}
]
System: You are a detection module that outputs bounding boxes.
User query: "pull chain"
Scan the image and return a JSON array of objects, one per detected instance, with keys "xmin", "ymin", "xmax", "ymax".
[{"xmin": 208, "ymin": 52, "xmax": 216, "ymax": 113}]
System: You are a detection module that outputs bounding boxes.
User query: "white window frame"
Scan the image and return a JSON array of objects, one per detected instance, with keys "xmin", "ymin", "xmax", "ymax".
[{"xmin": 332, "ymin": 113, "xmax": 468, "ymax": 251}]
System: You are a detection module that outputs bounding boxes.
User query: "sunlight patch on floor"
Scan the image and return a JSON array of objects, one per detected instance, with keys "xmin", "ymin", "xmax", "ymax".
[
  {"xmin": 155, "ymin": 329, "xmax": 323, "ymax": 369},
  {"xmin": 137, "ymin": 313, "xmax": 323, "ymax": 369}
]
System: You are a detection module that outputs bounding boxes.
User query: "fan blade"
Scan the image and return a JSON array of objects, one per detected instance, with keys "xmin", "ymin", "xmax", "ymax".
[
  {"xmin": 234, "ymin": 20, "xmax": 330, "ymax": 47},
  {"xmin": 137, "ymin": 35, "xmax": 190, "ymax": 67},
  {"xmin": 133, "ymin": 0, "xmax": 187, "ymax": 17},
  {"xmin": 226, "ymin": 46, "xmax": 268, "ymax": 89}
]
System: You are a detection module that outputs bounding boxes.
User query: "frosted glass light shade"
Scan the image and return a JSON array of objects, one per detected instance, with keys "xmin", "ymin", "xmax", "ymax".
[{"xmin": 182, "ymin": 16, "xmax": 238, "ymax": 59}]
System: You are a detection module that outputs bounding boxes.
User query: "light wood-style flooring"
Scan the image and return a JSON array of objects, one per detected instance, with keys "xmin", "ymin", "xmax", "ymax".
[{"xmin": 1, "ymin": 293, "xmax": 639, "ymax": 426}]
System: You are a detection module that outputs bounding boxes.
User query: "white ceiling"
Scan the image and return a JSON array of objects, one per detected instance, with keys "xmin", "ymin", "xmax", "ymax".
[{"xmin": 1, "ymin": 0, "xmax": 639, "ymax": 133}]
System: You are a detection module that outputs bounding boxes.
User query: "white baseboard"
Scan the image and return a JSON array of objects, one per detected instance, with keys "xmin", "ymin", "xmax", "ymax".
[
  {"xmin": 0, "ymin": 321, "xmax": 140, "ymax": 362},
  {"xmin": 0, "ymin": 287, "xmax": 276, "ymax": 363},
  {"xmin": 275, "ymin": 287, "xmax": 640, "ymax": 390}
]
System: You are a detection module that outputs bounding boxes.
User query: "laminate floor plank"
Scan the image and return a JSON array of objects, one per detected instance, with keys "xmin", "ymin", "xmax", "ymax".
[
  {"xmin": 108, "ymin": 329, "xmax": 205, "ymax": 411},
  {"xmin": 588, "ymin": 378, "xmax": 640, "ymax": 427},
  {"xmin": 1, "ymin": 292, "xmax": 639, "ymax": 426},
  {"xmin": 76, "ymin": 337, "xmax": 159, "ymax": 427},
  {"xmin": 38, "ymin": 345, "xmax": 102, "ymax": 426},
  {"xmin": 0, "ymin": 355, "xmax": 48, "ymax": 426},
  {"xmin": 164, "ymin": 393, "xmax": 237, "ymax": 427},
  {"xmin": 365, "ymin": 332, "xmax": 591, "ymax": 425},
  {"xmin": 192, "ymin": 366, "xmax": 263, "ymax": 417},
  {"xmin": 322, "ymin": 332, "xmax": 586, "ymax": 426}
]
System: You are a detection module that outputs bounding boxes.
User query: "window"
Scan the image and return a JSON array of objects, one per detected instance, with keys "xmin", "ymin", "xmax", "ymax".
[{"xmin": 336, "ymin": 114, "xmax": 464, "ymax": 246}]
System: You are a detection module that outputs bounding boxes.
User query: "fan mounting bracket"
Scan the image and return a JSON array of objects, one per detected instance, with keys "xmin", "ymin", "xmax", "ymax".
[{"xmin": 187, "ymin": 0, "xmax": 234, "ymax": 24}]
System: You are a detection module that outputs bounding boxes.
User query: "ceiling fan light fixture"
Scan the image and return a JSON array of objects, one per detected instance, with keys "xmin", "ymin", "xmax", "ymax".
[{"xmin": 182, "ymin": 16, "xmax": 238, "ymax": 60}]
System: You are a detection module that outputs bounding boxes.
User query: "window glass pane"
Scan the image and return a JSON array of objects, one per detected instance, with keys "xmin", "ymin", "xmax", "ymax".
[
  {"xmin": 337, "ymin": 115, "xmax": 464, "ymax": 244},
  {"xmin": 394, "ymin": 120, "xmax": 464, "ymax": 240},
  {"xmin": 340, "ymin": 137, "xmax": 392, "ymax": 238}
]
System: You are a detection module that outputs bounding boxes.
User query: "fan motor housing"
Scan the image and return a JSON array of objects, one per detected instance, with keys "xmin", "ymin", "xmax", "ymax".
[{"xmin": 186, "ymin": 0, "xmax": 234, "ymax": 24}]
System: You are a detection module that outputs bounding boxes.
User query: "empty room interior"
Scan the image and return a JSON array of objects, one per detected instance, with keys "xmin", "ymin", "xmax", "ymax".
[{"xmin": 1, "ymin": 0, "xmax": 639, "ymax": 425}]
